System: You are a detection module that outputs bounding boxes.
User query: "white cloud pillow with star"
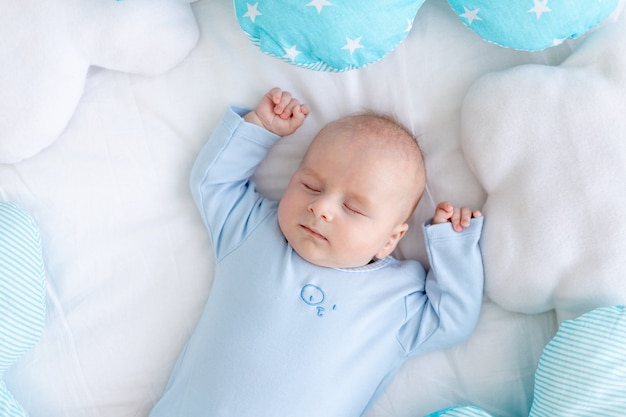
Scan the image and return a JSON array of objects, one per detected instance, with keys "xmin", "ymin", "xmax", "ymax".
[{"xmin": 235, "ymin": 0, "xmax": 619, "ymax": 71}]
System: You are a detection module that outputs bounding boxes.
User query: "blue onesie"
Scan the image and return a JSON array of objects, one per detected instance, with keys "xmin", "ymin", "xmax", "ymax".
[{"xmin": 150, "ymin": 106, "xmax": 484, "ymax": 417}]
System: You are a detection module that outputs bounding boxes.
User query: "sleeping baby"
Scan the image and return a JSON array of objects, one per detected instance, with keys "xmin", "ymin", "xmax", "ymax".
[{"xmin": 149, "ymin": 88, "xmax": 484, "ymax": 416}]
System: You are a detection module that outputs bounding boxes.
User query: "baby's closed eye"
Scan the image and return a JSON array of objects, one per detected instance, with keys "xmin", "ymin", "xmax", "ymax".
[
  {"xmin": 302, "ymin": 182, "xmax": 321, "ymax": 193},
  {"xmin": 343, "ymin": 203, "xmax": 364, "ymax": 216}
]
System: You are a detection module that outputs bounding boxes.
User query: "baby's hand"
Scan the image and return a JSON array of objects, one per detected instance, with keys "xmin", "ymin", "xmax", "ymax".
[
  {"xmin": 433, "ymin": 202, "xmax": 482, "ymax": 232},
  {"xmin": 244, "ymin": 87, "xmax": 309, "ymax": 136}
]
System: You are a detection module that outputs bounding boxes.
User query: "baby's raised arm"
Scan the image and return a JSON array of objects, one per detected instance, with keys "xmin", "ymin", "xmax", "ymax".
[
  {"xmin": 244, "ymin": 87, "xmax": 309, "ymax": 137},
  {"xmin": 433, "ymin": 202, "xmax": 482, "ymax": 232}
]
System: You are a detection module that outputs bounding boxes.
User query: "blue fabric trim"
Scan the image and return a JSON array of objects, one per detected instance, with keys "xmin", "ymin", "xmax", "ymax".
[
  {"xmin": 529, "ymin": 305, "xmax": 626, "ymax": 416},
  {"xmin": 0, "ymin": 201, "xmax": 46, "ymax": 417}
]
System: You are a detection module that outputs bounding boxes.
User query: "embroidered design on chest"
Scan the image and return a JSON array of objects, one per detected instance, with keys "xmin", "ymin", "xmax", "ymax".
[{"xmin": 300, "ymin": 284, "xmax": 337, "ymax": 317}]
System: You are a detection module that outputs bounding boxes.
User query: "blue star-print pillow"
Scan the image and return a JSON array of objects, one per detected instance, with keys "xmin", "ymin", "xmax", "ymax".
[
  {"xmin": 235, "ymin": 0, "xmax": 619, "ymax": 71},
  {"xmin": 234, "ymin": 0, "xmax": 425, "ymax": 71},
  {"xmin": 447, "ymin": 0, "xmax": 619, "ymax": 51}
]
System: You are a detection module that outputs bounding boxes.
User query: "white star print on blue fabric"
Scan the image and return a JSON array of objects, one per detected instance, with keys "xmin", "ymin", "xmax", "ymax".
[
  {"xmin": 235, "ymin": 0, "xmax": 619, "ymax": 71},
  {"xmin": 447, "ymin": 0, "xmax": 619, "ymax": 51},
  {"xmin": 528, "ymin": 0, "xmax": 551, "ymax": 19},
  {"xmin": 307, "ymin": 0, "xmax": 332, "ymax": 14},
  {"xmin": 341, "ymin": 37, "xmax": 364, "ymax": 55},
  {"xmin": 283, "ymin": 45, "xmax": 302, "ymax": 62},
  {"xmin": 404, "ymin": 18, "xmax": 414, "ymax": 33},
  {"xmin": 243, "ymin": 2, "xmax": 262, "ymax": 23},
  {"xmin": 234, "ymin": 0, "xmax": 426, "ymax": 71},
  {"xmin": 460, "ymin": 7, "xmax": 481, "ymax": 25}
]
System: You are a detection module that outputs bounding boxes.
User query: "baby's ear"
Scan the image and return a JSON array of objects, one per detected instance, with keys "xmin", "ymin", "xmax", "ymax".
[{"xmin": 375, "ymin": 223, "xmax": 409, "ymax": 260}]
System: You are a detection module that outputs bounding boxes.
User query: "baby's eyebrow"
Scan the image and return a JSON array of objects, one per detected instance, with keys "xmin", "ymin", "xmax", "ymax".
[
  {"xmin": 299, "ymin": 169, "xmax": 321, "ymax": 182},
  {"xmin": 299, "ymin": 167, "xmax": 374, "ymax": 209},
  {"xmin": 301, "ymin": 163, "xmax": 333, "ymax": 178},
  {"xmin": 346, "ymin": 191, "xmax": 373, "ymax": 210}
]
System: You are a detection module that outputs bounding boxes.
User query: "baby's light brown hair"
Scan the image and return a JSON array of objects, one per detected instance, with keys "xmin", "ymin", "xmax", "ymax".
[{"xmin": 317, "ymin": 111, "xmax": 426, "ymax": 222}]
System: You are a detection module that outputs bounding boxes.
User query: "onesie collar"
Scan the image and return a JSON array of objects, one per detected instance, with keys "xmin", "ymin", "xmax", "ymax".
[{"xmin": 333, "ymin": 257, "xmax": 393, "ymax": 273}]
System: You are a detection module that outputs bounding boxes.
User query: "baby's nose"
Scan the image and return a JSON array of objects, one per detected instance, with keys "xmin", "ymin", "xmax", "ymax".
[{"xmin": 308, "ymin": 197, "xmax": 334, "ymax": 221}]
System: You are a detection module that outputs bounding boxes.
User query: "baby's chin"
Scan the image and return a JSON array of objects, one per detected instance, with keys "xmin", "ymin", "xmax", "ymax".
[
  {"xmin": 290, "ymin": 245, "xmax": 333, "ymax": 268},
  {"xmin": 290, "ymin": 244, "xmax": 371, "ymax": 269},
  {"xmin": 280, "ymin": 223, "xmax": 373, "ymax": 268}
]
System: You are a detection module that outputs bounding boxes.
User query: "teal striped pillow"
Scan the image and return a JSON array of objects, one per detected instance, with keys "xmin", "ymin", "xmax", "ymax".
[
  {"xmin": 529, "ymin": 305, "xmax": 626, "ymax": 416},
  {"xmin": 425, "ymin": 406, "xmax": 493, "ymax": 417},
  {"xmin": 0, "ymin": 201, "xmax": 46, "ymax": 417}
]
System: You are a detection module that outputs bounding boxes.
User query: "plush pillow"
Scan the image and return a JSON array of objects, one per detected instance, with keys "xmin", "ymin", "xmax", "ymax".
[
  {"xmin": 0, "ymin": 0, "xmax": 199, "ymax": 164},
  {"xmin": 0, "ymin": 202, "xmax": 46, "ymax": 416},
  {"xmin": 447, "ymin": 0, "xmax": 619, "ymax": 50},
  {"xmin": 425, "ymin": 406, "xmax": 493, "ymax": 417},
  {"xmin": 529, "ymin": 305, "xmax": 626, "ymax": 416},
  {"xmin": 234, "ymin": 0, "xmax": 425, "ymax": 71},
  {"xmin": 425, "ymin": 306, "xmax": 626, "ymax": 417},
  {"xmin": 235, "ymin": 0, "xmax": 619, "ymax": 73},
  {"xmin": 461, "ymin": 13, "xmax": 626, "ymax": 320}
]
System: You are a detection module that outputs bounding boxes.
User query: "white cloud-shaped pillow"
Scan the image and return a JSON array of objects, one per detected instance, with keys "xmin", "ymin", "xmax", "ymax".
[
  {"xmin": 461, "ymin": 15, "xmax": 626, "ymax": 320},
  {"xmin": 0, "ymin": 0, "xmax": 199, "ymax": 164}
]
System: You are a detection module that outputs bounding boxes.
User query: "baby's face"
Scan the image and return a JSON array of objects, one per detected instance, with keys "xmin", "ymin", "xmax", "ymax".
[{"xmin": 278, "ymin": 122, "xmax": 421, "ymax": 268}]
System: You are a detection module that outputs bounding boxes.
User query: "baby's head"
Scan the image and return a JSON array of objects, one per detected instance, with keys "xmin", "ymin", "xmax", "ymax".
[{"xmin": 278, "ymin": 112, "xmax": 425, "ymax": 268}]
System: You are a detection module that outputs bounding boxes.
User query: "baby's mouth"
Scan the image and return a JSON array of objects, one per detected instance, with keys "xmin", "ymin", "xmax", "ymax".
[{"xmin": 300, "ymin": 224, "xmax": 327, "ymax": 241}]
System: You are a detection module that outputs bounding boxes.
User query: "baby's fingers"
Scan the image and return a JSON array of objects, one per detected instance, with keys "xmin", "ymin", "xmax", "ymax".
[
  {"xmin": 266, "ymin": 87, "xmax": 284, "ymax": 105},
  {"xmin": 432, "ymin": 202, "xmax": 453, "ymax": 224},
  {"xmin": 460, "ymin": 206, "xmax": 473, "ymax": 228},
  {"xmin": 433, "ymin": 202, "xmax": 481, "ymax": 231},
  {"xmin": 278, "ymin": 98, "xmax": 303, "ymax": 120},
  {"xmin": 454, "ymin": 207, "xmax": 481, "ymax": 232},
  {"xmin": 274, "ymin": 93, "xmax": 296, "ymax": 118},
  {"xmin": 291, "ymin": 103, "xmax": 309, "ymax": 123},
  {"xmin": 450, "ymin": 207, "xmax": 463, "ymax": 232}
]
